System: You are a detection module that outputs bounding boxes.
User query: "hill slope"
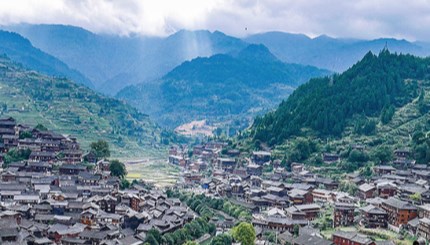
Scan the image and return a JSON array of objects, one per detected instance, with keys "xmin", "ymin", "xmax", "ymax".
[
  {"xmin": 0, "ymin": 30, "xmax": 93, "ymax": 88},
  {"xmin": 252, "ymin": 50, "xmax": 430, "ymax": 146},
  {"xmin": 245, "ymin": 32, "xmax": 430, "ymax": 72},
  {"xmin": 0, "ymin": 55, "xmax": 167, "ymax": 158},
  {"xmin": 117, "ymin": 44, "xmax": 331, "ymax": 130},
  {"xmin": 5, "ymin": 25, "xmax": 247, "ymax": 95}
]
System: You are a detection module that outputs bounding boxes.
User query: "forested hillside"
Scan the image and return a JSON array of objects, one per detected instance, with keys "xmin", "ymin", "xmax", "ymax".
[{"xmin": 252, "ymin": 50, "xmax": 430, "ymax": 145}]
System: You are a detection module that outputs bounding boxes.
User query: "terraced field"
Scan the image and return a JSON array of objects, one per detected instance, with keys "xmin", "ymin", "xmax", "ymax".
[
  {"xmin": 125, "ymin": 158, "xmax": 181, "ymax": 187},
  {"xmin": 0, "ymin": 56, "xmax": 166, "ymax": 158}
]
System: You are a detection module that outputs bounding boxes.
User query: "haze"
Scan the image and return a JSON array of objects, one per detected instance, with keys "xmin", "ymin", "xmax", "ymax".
[{"xmin": 0, "ymin": 0, "xmax": 429, "ymax": 41}]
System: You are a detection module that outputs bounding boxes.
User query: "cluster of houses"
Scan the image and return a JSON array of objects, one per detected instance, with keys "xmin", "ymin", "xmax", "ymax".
[
  {"xmin": 0, "ymin": 117, "xmax": 83, "ymax": 164},
  {"xmin": 1, "ymin": 115, "xmax": 430, "ymax": 244},
  {"xmin": 168, "ymin": 142, "xmax": 430, "ymax": 244},
  {"xmin": 0, "ymin": 172, "xmax": 199, "ymax": 245},
  {"xmin": 0, "ymin": 118, "xmax": 200, "ymax": 244},
  {"xmin": 0, "ymin": 162, "xmax": 197, "ymax": 245}
]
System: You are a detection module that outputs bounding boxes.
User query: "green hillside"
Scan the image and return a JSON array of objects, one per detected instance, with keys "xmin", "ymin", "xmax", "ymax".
[
  {"xmin": 117, "ymin": 44, "xmax": 330, "ymax": 131},
  {"xmin": 252, "ymin": 50, "xmax": 429, "ymax": 146},
  {"xmin": 0, "ymin": 55, "xmax": 170, "ymax": 158}
]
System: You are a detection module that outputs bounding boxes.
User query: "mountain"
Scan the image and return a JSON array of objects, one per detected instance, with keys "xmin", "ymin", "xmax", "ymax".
[
  {"xmin": 252, "ymin": 50, "xmax": 430, "ymax": 146},
  {"xmin": 0, "ymin": 30, "xmax": 93, "ymax": 88},
  {"xmin": 5, "ymin": 24, "xmax": 247, "ymax": 95},
  {"xmin": 0, "ymin": 55, "xmax": 171, "ymax": 158},
  {"xmin": 244, "ymin": 32, "xmax": 430, "ymax": 72},
  {"xmin": 117, "ymin": 44, "xmax": 331, "ymax": 130}
]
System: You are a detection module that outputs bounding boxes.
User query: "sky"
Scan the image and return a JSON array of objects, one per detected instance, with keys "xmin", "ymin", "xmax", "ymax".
[{"xmin": 0, "ymin": 0, "xmax": 429, "ymax": 41}]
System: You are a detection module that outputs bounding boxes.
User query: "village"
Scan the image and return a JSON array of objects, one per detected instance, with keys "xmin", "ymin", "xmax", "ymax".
[
  {"xmin": 0, "ymin": 116, "xmax": 429, "ymax": 244},
  {"xmin": 168, "ymin": 141, "xmax": 430, "ymax": 245}
]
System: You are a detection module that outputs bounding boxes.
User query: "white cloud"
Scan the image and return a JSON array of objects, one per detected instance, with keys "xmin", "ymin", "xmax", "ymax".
[{"xmin": 0, "ymin": 0, "xmax": 429, "ymax": 40}]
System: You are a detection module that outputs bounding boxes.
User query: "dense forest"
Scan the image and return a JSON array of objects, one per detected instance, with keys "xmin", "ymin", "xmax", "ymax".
[{"xmin": 252, "ymin": 50, "xmax": 430, "ymax": 145}]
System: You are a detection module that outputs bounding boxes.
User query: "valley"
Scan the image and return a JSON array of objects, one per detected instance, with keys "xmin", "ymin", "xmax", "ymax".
[{"xmin": 0, "ymin": 18, "xmax": 430, "ymax": 245}]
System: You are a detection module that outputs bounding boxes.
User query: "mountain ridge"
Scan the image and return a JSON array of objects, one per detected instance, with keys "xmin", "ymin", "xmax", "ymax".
[
  {"xmin": 0, "ymin": 30, "xmax": 94, "ymax": 88},
  {"xmin": 117, "ymin": 44, "xmax": 331, "ymax": 131}
]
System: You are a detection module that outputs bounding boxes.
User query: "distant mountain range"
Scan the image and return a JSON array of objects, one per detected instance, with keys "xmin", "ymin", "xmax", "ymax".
[
  {"xmin": 244, "ymin": 32, "xmax": 430, "ymax": 72},
  {"xmin": 0, "ymin": 30, "xmax": 93, "ymax": 88},
  {"xmin": 3, "ymin": 24, "xmax": 430, "ymax": 133},
  {"xmin": 5, "ymin": 24, "xmax": 430, "ymax": 96},
  {"xmin": 4, "ymin": 24, "xmax": 247, "ymax": 95},
  {"xmin": 116, "ymin": 44, "xmax": 331, "ymax": 129}
]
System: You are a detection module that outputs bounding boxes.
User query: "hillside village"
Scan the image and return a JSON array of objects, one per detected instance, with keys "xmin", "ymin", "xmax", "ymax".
[
  {"xmin": 2, "ymin": 115, "xmax": 430, "ymax": 245},
  {"xmin": 168, "ymin": 140, "xmax": 430, "ymax": 245}
]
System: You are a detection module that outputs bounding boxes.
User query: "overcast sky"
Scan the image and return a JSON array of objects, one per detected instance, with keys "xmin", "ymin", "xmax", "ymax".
[{"xmin": 0, "ymin": 0, "xmax": 429, "ymax": 40}]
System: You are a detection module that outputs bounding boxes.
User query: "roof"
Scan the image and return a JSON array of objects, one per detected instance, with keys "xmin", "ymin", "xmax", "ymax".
[
  {"xmin": 358, "ymin": 183, "xmax": 375, "ymax": 192},
  {"xmin": 293, "ymin": 234, "xmax": 333, "ymax": 245},
  {"xmin": 360, "ymin": 205, "xmax": 387, "ymax": 215},
  {"xmin": 252, "ymin": 151, "xmax": 271, "ymax": 156},
  {"xmin": 408, "ymin": 217, "xmax": 420, "ymax": 227},
  {"xmin": 382, "ymin": 197, "xmax": 417, "ymax": 210},
  {"xmin": 334, "ymin": 202, "xmax": 355, "ymax": 210},
  {"xmin": 266, "ymin": 207, "xmax": 286, "ymax": 217},
  {"xmin": 289, "ymin": 188, "xmax": 308, "ymax": 197},
  {"xmin": 420, "ymin": 216, "xmax": 430, "ymax": 227},
  {"xmin": 418, "ymin": 204, "xmax": 430, "ymax": 212},
  {"xmin": 118, "ymin": 236, "xmax": 143, "ymax": 245},
  {"xmin": 332, "ymin": 231, "xmax": 373, "ymax": 245}
]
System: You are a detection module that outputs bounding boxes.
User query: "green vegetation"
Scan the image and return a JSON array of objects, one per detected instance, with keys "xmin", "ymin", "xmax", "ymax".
[
  {"xmin": 160, "ymin": 218, "xmax": 216, "ymax": 245},
  {"xmin": 3, "ymin": 148, "xmax": 31, "ymax": 166},
  {"xmin": 90, "ymin": 140, "xmax": 110, "ymax": 160},
  {"xmin": 252, "ymin": 50, "xmax": 427, "ymax": 145},
  {"xmin": 168, "ymin": 191, "xmax": 252, "ymax": 221},
  {"xmin": 125, "ymin": 159, "xmax": 180, "ymax": 187},
  {"xmin": 226, "ymin": 50, "xmax": 430, "ymax": 179},
  {"xmin": 0, "ymin": 55, "xmax": 170, "ymax": 158},
  {"xmin": 210, "ymin": 234, "xmax": 232, "ymax": 245},
  {"xmin": 231, "ymin": 222, "xmax": 256, "ymax": 245},
  {"xmin": 109, "ymin": 160, "xmax": 127, "ymax": 178},
  {"xmin": 117, "ymin": 44, "xmax": 330, "ymax": 131}
]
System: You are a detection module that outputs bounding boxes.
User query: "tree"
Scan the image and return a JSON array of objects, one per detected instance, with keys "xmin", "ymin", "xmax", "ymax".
[
  {"xmin": 338, "ymin": 181, "xmax": 358, "ymax": 196},
  {"xmin": 231, "ymin": 222, "xmax": 255, "ymax": 245},
  {"xmin": 120, "ymin": 179, "xmax": 130, "ymax": 189},
  {"xmin": 293, "ymin": 224, "xmax": 300, "ymax": 237},
  {"xmin": 211, "ymin": 234, "xmax": 232, "ymax": 245},
  {"xmin": 3, "ymin": 148, "xmax": 32, "ymax": 166},
  {"xmin": 381, "ymin": 104, "xmax": 395, "ymax": 124},
  {"xmin": 109, "ymin": 160, "xmax": 127, "ymax": 178},
  {"xmin": 19, "ymin": 131, "xmax": 33, "ymax": 139},
  {"xmin": 418, "ymin": 88, "xmax": 428, "ymax": 114},
  {"xmin": 145, "ymin": 234, "xmax": 159, "ymax": 245},
  {"xmin": 146, "ymin": 229, "xmax": 162, "ymax": 245},
  {"xmin": 360, "ymin": 165, "xmax": 374, "ymax": 179},
  {"xmin": 35, "ymin": 124, "xmax": 48, "ymax": 131},
  {"xmin": 372, "ymin": 146, "xmax": 393, "ymax": 164},
  {"xmin": 348, "ymin": 149, "xmax": 369, "ymax": 163},
  {"xmin": 90, "ymin": 140, "xmax": 110, "ymax": 160},
  {"xmin": 410, "ymin": 192, "xmax": 422, "ymax": 204},
  {"xmin": 183, "ymin": 242, "xmax": 198, "ymax": 245}
]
